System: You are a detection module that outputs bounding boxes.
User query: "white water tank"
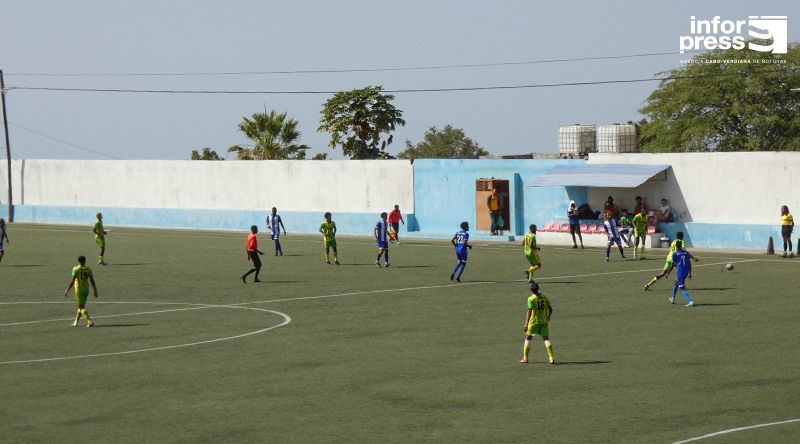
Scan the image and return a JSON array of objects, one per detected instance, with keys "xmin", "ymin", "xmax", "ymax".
[
  {"xmin": 597, "ymin": 124, "xmax": 637, "ymax": 153},
  {"xmin": 558, "ymin": 124, "xmax": 596, "ymax": 156}
]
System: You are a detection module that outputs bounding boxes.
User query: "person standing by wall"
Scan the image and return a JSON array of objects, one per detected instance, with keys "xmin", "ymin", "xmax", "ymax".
[
  {"xmin": 388, "ymin": 205, "xmax": 405, "ymax": 244},
  {"xmin": 375, "ymin": 212, "xmax": 390, "ymax": 267},
  {"xmin": 487, "ymin": 188, "xmax": 503, "ymax": 235},
  {"xmin": 780, "ymin": 205, "xmax": 794, "ymax": 258},
  {"xmin": 0, "ymin": 218, "xmax": 9, "ymax": 265},
  {"xmin": 567, "ymin": 201, "xmax": 584, "ymax": 249}
]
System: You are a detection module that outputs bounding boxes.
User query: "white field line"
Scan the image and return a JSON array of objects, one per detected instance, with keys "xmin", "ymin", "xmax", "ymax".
[
  {"xmin": 0, "ymin": 304, "xmax": 291, "ymax": 365},
  {"xmin": 0, "ymin": 305, "xmax": 210, "ymax": 327},
  {"xmin": 672, "ymin": 418, "xmax": 800, "ymax": 443},
  {"xmin": 228, "ymin": 259, "xmax": 760, "ymax": 307}
]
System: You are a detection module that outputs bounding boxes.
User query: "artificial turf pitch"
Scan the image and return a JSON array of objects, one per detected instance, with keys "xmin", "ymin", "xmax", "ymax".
[{"xmin": 1, "ymin": 223, "xmax": 799, "ymax": 443}]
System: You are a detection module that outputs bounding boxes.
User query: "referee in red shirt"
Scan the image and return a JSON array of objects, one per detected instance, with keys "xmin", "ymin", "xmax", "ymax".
[
  {"xmin": 241, "ymin": 225, "xmax": 265, "ymax": 283},
  {"xmin": 388, "ymin": 205, "xmax": 405, "ymax": 244}
]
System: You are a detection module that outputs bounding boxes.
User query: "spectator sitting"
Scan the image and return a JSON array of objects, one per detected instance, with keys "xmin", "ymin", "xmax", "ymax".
[
  {"xmin": 655, "ymin": 198, "xmax": 674, "ymax": 222},
  {"xmin": 633, "ymin": 195, "xmax": 646, "ymax": 215},
  {"xmin": 577, "ymin": 203, "xmax": 599, "ymax": 220},
  {"xmin": 604, "ymin": 196, "xmax": 619, "ymax": 220},
  {"xmin": 618, "ymin": 209, "xmax": 634, "ymax": 247}
]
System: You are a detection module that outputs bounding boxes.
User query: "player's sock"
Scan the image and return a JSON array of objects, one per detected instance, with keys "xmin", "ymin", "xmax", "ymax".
[
  {"xmin": 457, "ymin": 262, "xmax": 466, "ymax": 279},
  {"xmin": 451, "ymin": 263, "xmax": 461, "ymax": 277},
  {"xmin": 81, "ymin": 308, "xmax": 92, "ymax": 322},
  {"xmin": 641, "ymin": 245, "xmax": 646, "ymax": 257},
  {"xmin": 544, "ymin": 340, "xmax": 554, "ymax": 363},
  {"xmin": 617, "ymin": 244, "xmax": 625, "ymax": 256},
  {"xmin": 522, "ymin": 338, "xmax": 531, "ymax": 361},
  {"xmin": 681, "ymin": 289, "xmax": 693, "ymax": 304},
  {"xmin": 647, "ymin": 276, "xmax": 658, "ymax": 287},
  {"xmin": 605, "ymin": 246, "xmax": 610, "ymax": 259},
  {"xmin": 74, "ymin": 308, "xmax": 83, "ymax": 324},
  {"xmin": 672, "ymin": 284, "xmax": 679, "ymax": 299},
  {"xmin": 527, "ymin": 265, "xmax": 537, "ymax": 282},
  {"xmin": 376, "ymin": 252, "xmax": 383, "ymax": 262},
  {"xmin": 384, "ymin": 250, "xmax": 389, "ymax": 264},
  {"xmin": 98, "ymin": 255, "xmax": 104, "ymax": 264}
]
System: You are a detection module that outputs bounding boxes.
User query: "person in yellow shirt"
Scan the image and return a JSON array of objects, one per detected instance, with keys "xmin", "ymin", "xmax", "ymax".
[
  {"xmin": 63, "ymin": 255, "xmax": 99, "ymax": 327},
  {"xmin": 519, "ymin": 282, "xmax": 554, "ymax": 365},
  {"xmin": 644, "ymin": 231, "xmax": 698, "ymax": 290},
  {"xmin": 93, "ymin": 212, "xmax": 108, "ymax": 265},
  {"xmin": 486, "ymin": 188, "xmax": 501, "ymax": 235},
  {"xmin": 522, "ymin": 224, "xmax": 541, "ymax": 283},
  {"xmin": 319, "ymin": 212, "xmax": 339, "ymax": 265},
  {"xmin": 780, "ymin": 205, "xmax": 794, "ymax": 258}
]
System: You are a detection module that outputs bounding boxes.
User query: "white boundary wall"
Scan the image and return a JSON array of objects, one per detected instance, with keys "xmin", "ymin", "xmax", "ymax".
[
  {"xmin": 588, "ymin": 152, "xmax": 800, "ymax": 225},
  {"xmin": 0, "ymin": 159, "xmax": 414, "ymax": 212}
]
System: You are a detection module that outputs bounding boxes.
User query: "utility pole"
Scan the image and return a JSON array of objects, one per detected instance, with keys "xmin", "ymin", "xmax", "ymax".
[{"xmin": 0, "ymin": 69, "xmax": 12, "ymax": 222}]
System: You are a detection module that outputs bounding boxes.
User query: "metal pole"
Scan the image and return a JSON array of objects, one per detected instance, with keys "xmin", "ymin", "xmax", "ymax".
[{"xmin": 0, "ymin": 69, "xmax": 12, "ymax": 222}]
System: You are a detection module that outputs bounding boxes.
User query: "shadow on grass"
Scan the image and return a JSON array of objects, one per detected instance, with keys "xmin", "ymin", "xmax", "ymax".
[
  {"xmin": 93, "ymin": 323, "xmax": 149, "ymax": 328},
  {"xmin": 692, "ymin": 287, "xmax": 734, "ymax": 291},
  {"xmin": 337, "ymin": 263, "xmax": 374, "ymax": 267},
  {"xmin": 4, "ymin": 264, "xmax": 43, "ymax": 268},
  {"xmin": 694, "ymin": 303, "xmax": 740, "ymax": 306},
  {"xmin": 279, "ymin": 254, "xmax": 316, "ymax": 257},
  {"xmin": 265, "ymin": 280, "xmax": 305, "ymax": 284},
  {"xmin": 556, "ymin": 360, "xmax": 611, "ymax": 366},
  {"xmin": 542, "ymin": 281, "xmax": 584, "ymax": 284},
  {"xmin": 112, "ymin": 263, "xmax": 148, "ymax": 266},
  {"xmin": 393, "ymin": 265, "xmax": 437, "ymax": 269}
]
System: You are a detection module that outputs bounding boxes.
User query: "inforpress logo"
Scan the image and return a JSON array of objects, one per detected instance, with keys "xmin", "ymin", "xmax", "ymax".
[{"xmin": 679, "ymin": 16, "xmax": 788, "ymax": 54}]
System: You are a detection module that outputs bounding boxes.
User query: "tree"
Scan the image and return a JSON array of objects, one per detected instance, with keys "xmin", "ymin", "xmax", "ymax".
[
  {"xmin": 638, "ymin": 42, "xmax": 800, "ymax": 152},
  {"xmin": 228, "ymin": 110, "xmax": 309, "ymax": 160},
  {"xmin": 311, "ymin": 152, "xmax": 328, "ymax": 160},
  {"xmin": 318, "ymin": 86, "xmax": 405, "ymax": 159},
  {"xmin": 399, "ymin": 125, "xmax": 489, "ymax": 159},
  {"xmin": 190, "ymin": 147, "xmax": 224, "ymax": 160}
]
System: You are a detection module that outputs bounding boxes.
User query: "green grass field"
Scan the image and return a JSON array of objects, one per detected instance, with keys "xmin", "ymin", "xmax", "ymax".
[{"xmin": 1, "ymin": 223, "xmax": 799, "ymax": 443}]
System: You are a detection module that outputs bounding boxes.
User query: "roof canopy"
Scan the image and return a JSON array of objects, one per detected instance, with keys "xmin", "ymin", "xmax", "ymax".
[{"xmin": 526, "ymin": 164, "xmax": 670, "ymax": 188}]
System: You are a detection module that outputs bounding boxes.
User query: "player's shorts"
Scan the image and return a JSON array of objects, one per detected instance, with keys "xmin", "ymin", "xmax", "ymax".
[
  {"xmin": 662, "ymin": 259, "xmax": 672, "ymax": 273},
  {"xmin": 782, "ymin": 225, "xmax": 794, "ymax": 237},
  {"xmin": 271, "ymin": 232, "xmax": 280, "ymax": 240},
  {"xmin": 324, "ymin": 238, "xmax": 337, "ymax": 249},
  {"xmin": 377, "ymin": 240, "xmax": 388, "ymax": 249},
  {"xmin": 0, "ymin": 242, "xmax": 4, "ymax": 252},
  {"xmin": 569, "ymin": 223, "xmax": 580, "ymax": 235},
  {"xmin": 74, "ymin": 287, "xmax": 90, "ymax": 306},
  {"xmin": 456, "ymin": 248, "xmax": 468, "ymax": 262},
  {"xmin": 633, "ymin": 228, "xmax": 646, "ymax": 239},
  {"xmin": 607, "ymin": 234, "xmax": 621, "ymax": 244},
  {"xmin": 248, "ymin": 251, "xmax": 262, "ymax": 268},
  {"xmin": 526, "ymin": 253, "xmax": 541, "ymax": 266},
  {"xmin": 95, "ymin": 236, "xmax": 105, "ymax": 248},
  {"xmin": 526, "ymin": 323, "xmax": 549, "ymax": 337},
  {"xmin": 675, "ymin": 274, "xmax": 688, "ymax": 287}
]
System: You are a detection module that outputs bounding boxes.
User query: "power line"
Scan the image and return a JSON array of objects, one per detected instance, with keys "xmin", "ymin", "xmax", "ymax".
[
  {"xmin": 7, "ymin": 121, "xmax": 121, "ymax": 159},
  {"xmin": 3, "ymin": 69, "xmax": 785, "ymax": 95},
  {"xmin": 4, "ymin": 50, "xmax": 702, "ymax": 77}
]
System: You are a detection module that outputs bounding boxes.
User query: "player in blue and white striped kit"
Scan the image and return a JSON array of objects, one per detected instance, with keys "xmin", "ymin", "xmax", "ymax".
[
  {"xmin": 450, "ymin": 221, "xmax": 472, "ymax": 282},
  {"xmin": 266, "ymin": 207, "xmax": 286, "ymax": 256},
  {"xmin": 603, "ymin": 211, "xmax": 627, "ymax": 262},
  {"xmin": 666, "ymin": 240, "xmax": 695, "ymax": 307},
  {"xmin": 374, "ymin": 212, "xmax": 390, "ymax": 267}
]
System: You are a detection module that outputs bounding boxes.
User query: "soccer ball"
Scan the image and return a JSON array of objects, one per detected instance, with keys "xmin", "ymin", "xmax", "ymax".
[{"xmin": 725, "ymin": 263, "xmax": 734, "ymax": 271}]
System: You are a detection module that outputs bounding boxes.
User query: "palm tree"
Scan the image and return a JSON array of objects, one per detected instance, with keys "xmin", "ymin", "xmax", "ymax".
[{"xmin": 228, "ymin": 110, "xmax": 309, "ymax": 160}]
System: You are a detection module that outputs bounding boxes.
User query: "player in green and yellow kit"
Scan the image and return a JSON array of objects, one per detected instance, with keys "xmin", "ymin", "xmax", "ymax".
[
  {"xmin": 63, "ymin": 255, "xmax": 99, "ymax": 327},
  {"xmin": 319, "ymin": 212, "xmax": 339, "ymax": 265},
  {"xmin": 632, "ymin": 208, "xmax": 650, "ymax": 260},
  {"xmin": 522, "ymin": 224, "xmax": 541, "ymax": 283},
  {"xmin": 644, "ymin": 231, "xmax": 698, "ymax": 290},
  {"xmin": 520, "ymin": 282, "xmax": 554, "ymax": 364},
  {"xmin": 93, "ymin": 212, "xmax": 108, "ymax": 265}
]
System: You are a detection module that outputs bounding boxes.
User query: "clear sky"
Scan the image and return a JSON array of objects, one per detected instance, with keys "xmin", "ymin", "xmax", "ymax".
[{"xmin": 1, "ymin": 0, "xmax": 796, "ymax": 160}]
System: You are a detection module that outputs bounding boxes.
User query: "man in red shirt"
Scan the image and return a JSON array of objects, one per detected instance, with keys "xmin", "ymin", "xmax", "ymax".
[
  {"xmin": 388, "ymin": 204, "xmax": 405, "ymax": 244},
  {"xmin": 241, "ymin": 225, "xmax": 265, "ymax": 283}
]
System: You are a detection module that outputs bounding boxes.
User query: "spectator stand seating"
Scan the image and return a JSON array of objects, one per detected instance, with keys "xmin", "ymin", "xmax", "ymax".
[{"xmin": 533, "ymin": 218, "xmax": 661, "ymax": 248}]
